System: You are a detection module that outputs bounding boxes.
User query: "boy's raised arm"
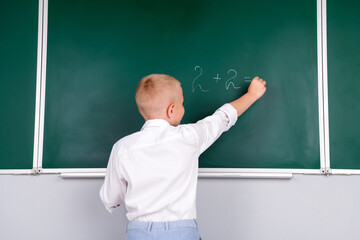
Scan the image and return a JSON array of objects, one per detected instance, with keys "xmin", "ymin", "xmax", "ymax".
[
  {"xmin": 230, "ymin": 76, "xmax": 267, "ymax": 117},
  {"xmin": 191, "ymin": 77, "xmax": 266, "ymax": 155}
]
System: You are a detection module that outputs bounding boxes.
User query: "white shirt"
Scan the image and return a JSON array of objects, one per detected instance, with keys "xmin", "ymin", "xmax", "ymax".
[{"xmin": 100, "ymin": 103, "xmax": 238, "ymax": 221}]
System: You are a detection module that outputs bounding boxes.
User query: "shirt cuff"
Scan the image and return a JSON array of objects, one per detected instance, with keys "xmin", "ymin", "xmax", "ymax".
[{"xmin": 217, "ymin": 103, "xmax": 238, "ymax": 128}]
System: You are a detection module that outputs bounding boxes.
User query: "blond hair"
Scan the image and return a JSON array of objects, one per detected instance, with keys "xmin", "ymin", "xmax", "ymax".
[{"xmin": 135, "ymin": 74, "xmax": 181, "ymax": 119}]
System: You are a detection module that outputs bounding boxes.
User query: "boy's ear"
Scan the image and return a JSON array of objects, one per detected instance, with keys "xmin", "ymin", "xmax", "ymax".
[{"xmin": 167, "ymin": 103, "xmax": 175, "ymax": 118}]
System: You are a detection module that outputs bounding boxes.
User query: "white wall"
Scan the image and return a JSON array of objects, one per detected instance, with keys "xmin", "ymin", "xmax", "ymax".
[{"xmin": 1, "ymin": 174, "xmax": 359, "ymax": 240}]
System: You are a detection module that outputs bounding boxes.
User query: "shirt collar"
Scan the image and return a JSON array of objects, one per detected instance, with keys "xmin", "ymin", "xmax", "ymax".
[{"xmin": 141, "ymin": 119, "xmax": 171, "ymax": 131}]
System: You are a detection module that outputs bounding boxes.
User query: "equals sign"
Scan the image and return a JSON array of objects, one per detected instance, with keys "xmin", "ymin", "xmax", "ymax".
[{"xmin": 244, "ymin": 77, "xmax": 252, "ymax": 83}]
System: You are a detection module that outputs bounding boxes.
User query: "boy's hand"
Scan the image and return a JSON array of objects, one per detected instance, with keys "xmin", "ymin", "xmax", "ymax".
[
  {"xmin": 229, "ymin": 76, "xmax": 266, "ymax": 117},
  {"xmin": 248, "ymin": 76, "xmax": 267, "ymax": 100}
]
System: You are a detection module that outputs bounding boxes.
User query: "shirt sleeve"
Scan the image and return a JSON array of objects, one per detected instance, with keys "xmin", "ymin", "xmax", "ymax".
[
  {"xmin": 99, "ymin": 146, "xmax": 127, "ymax": 213},
  {"xmin": 192, "ymin": 103, "xmax": 238, "ymax": 155}
]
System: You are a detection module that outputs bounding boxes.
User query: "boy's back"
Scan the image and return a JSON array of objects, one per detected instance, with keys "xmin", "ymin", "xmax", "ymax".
[{"xmin": 100, "ymin": 104, "xmax": 237, "ymax": 221}]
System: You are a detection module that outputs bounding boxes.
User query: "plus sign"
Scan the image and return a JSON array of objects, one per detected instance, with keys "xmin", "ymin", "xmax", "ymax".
[{"xmin": 213, "ymin": 74, "xmax": 221, "ymax": 83}]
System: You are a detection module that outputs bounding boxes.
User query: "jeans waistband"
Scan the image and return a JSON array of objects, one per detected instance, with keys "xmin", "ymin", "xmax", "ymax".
[{"xmin": 127, "ymin": 219, "xmax": 198, "ymax": 231}]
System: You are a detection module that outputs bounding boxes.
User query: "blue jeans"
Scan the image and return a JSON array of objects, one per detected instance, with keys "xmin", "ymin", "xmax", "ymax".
[{"xmin": 126, "ymin": 219, "xmax": 202, "ymax": 240}]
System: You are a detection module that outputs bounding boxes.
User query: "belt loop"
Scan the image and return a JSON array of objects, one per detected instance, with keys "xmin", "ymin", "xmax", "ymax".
[
  {"xmin": 193, "ymin": 219, "xmax": 198, "ymax": 228},
  {"xmin": 147, "ymin": 222, "xmax": 153, "ymax": 232},
  {"xmin": 165, "ymin": 221, "xmax": 169, "ymax": 231}
]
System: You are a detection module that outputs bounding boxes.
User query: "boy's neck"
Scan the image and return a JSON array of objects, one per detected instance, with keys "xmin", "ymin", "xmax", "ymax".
[{"xmin": 144, "ymin": 117, "xmax": 178, "ymax": 127}]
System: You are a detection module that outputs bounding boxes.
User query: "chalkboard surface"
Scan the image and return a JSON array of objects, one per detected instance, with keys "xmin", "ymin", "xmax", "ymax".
[
  {"xmin": 0, "ymin": 0, "xmax": 38, "ymax": 169},
  {"xmin": 43, "ymin": 0, "xmax": 320, "ymax": 169},
  {"xmin": 328, "ymin": 0, "xmax": 360, "ymax": 169}
]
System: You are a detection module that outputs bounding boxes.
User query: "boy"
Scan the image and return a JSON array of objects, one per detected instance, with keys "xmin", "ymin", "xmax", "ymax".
[{"xmin": 100, "ymin": 74, "xmax": 266, "ymax": 239}]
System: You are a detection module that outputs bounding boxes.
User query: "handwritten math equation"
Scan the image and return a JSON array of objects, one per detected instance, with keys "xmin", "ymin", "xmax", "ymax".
[{"xmin": 192, "ymin": 66, "xmax": 252, "ymax": 93}]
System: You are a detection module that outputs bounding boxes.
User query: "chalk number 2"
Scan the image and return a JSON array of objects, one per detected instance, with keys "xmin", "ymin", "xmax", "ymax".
[{"xmin": 192, "ymin": 66, "xmax": 209, "ymax": 93}]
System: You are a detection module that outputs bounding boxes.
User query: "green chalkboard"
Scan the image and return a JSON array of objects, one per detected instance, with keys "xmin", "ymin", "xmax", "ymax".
[
  {"xmin": 43, "ymin": 0, "xmax": 320, "ymax": 169},
  {"xmin": 0, "ymin": 0, "xmax": 38, "ymax": 169},
  {"xmin": 328, "ymin": 0, "xmax": 360, "ymax": 169}
]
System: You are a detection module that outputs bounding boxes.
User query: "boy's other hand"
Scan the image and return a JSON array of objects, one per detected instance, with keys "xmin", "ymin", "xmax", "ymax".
[{"xmin": 248, "ymin": 76, "xmax": 267, "ymax": 100}]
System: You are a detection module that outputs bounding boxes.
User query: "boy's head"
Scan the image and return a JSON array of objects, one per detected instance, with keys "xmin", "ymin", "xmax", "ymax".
[{"xmin": 135, "ymin": 74, "xmax": 184, "ymax": 126}]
